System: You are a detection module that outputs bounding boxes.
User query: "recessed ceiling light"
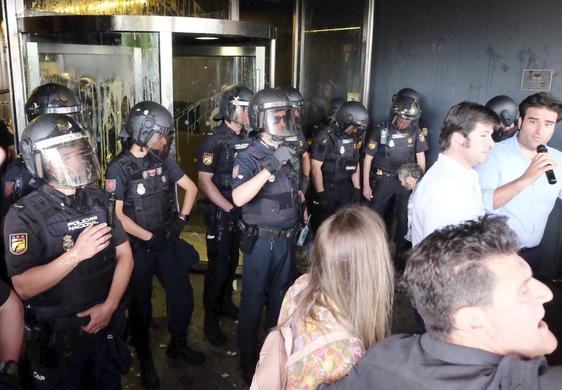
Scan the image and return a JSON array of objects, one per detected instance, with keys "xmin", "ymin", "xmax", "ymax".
[{"xmin": 195, "ymin": 36, "xmax": 219, "ymax": 40}]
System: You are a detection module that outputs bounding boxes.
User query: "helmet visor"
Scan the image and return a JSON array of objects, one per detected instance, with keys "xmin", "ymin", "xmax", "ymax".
[
  {"xmin": 262, "ymin": 108, "xmax": 297, "ymax": 139},
  {"xmin": 36, "ymin": 132, "xmax": 100, "ymax": 187},
  {"xmin": 146, "ymin": 130, "xmax": 175, "ymax": 161},
  {"xmin": 229, "ymin": 105, "xmax": 250, "ymax": 128}
]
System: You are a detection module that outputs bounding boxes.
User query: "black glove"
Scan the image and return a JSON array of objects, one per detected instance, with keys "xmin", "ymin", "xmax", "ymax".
[
  {"xmin": 352, "ymin": 187, "xmax": 361, "ymax": 203},
  {"xmin": 317, "ymin": 191, "xmax": 332, "ymax": 209},
  {"xmin": 144, "ymin": 230, "xmax": 167, "ymax": 250},
  {"xmin": 228, "ymin": 206, "xmax": 243, "ymax": 220},
  {"xmin": 167, "ymin": 215, "xmax": 188, "ymax": 238},
  {"xmin": 264, "ymin": 145, "xmax": 296, "ymax": 174}
]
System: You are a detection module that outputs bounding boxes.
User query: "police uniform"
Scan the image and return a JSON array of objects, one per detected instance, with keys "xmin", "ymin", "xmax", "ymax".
[
  {"xmin": 365, "ymin": 121, "xmax": 428, "ymax": 252},
  {"xmin": 105, "ymin": 151, "xmax": 198, "ymax": 355},
  {"xmin": 1, "ymin": 157, "xmax": 41, "ymax": 217},
  {"xmin": 3, "ymin": 185, "xmax": 129, "ymax": 389},
  {"xmin": 310, "ymin": 124, "xmax": 360, "ymax": 230},
  {"xmin": 197, "ymin": 123, "xmax": 252, "ymax": 321},
  {"xmin": 232, "ymin": 139, "xmax": 300, "ymax": 357}
]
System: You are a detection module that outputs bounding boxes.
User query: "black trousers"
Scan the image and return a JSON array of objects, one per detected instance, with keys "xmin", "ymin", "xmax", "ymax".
[
  {"xmin": 311, "ymin": 183, "xmax": 355, "ymax": 232},
  {"xmin": 129, "ymin": 238, "xmax": 198, "ymax": 343},
  {"xmin": 237, "ymin": 236, "xmax": 296, "ymax": 354},
  {"xmin": 203, "ymin": 211, "xmax": 240, "ymax": 315},
  {"xmin": 370, "ymin": 175, "xmax": 410, "ymax": 251}
]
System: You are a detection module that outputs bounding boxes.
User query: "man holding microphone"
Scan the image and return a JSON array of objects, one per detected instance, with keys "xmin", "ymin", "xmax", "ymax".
[{"xmin": 476, "ymin": 92, "xmax": 562, "ymax": 276}]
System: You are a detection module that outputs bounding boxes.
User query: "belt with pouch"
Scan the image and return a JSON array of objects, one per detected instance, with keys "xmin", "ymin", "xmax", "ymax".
[{"xmin": 257, "ymin": 226, "xmax": 297, "ymax": 240}]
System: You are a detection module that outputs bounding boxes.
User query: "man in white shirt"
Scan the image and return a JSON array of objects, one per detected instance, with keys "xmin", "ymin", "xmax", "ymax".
[{"xmin": 411, "ymin": 102, "xmax": 499, "ymax": 246}]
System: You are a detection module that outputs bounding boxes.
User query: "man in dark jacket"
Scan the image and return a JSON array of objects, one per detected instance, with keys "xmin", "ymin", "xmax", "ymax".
[{"xmin": 322, "ymin": 215, "xmax": 562, "ymax": 389}]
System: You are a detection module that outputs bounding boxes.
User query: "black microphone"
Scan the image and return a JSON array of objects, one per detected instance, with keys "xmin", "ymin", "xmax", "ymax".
[{"xmin": 537, "ymin": 144, "xmax": 557, "ymax": 185}]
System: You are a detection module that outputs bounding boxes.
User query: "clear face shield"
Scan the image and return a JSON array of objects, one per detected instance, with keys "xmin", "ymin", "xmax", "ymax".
[
  {"xmin": 229, "ymin": 102, "xmax": 250, "ymax": 129},
  {"xmin": 34, "ymin": 131, "xmax": 100, "ymax": 188},
  {"xmin": 261, "ymin": 107, "xmax": 298, "ymax": 142},
  {"xmin": 145, "ymin": 129, "xmax": 175, "ymax": 161}
]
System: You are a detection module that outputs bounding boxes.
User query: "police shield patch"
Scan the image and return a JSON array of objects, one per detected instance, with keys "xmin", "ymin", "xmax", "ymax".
[
  {"xmin": 9, "ymin": 233, "xmax": 27, "ymax": 255},
  {"xmin": 202, "ymin": 153, "xmax": 214, "ymax": 166},
  {"xmin": 105, "ymin": 179, "xmax": 116, "ymax": 193},
  {"xmin": 368, "ymin": 140, "xmax": 377, "ymax": 150}
]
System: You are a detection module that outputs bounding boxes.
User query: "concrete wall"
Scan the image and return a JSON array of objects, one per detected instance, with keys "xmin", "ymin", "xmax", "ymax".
[
  {"xmin": 369, "ymin": 0, "xmax": 562, "ymax": 277},
  {"xmin": 370, "ymin": 0, "xmax": 562, "ymax": 159}
]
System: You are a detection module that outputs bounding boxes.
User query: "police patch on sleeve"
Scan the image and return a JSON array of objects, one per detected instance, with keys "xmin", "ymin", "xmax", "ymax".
[
  {"xmin": 232, "ymin": 165, "xmax": 239, "ymax": 179},
  {"xmin": 202, "ymin": 153, "xmax": 214, "ymax": 166},
  {"xmin": 9, "ymin": 233, "xmax": 27, "ymax": 255},
  {"xmin": 105, "ymin": 179, "xmax": 116, "ymax": 193},
  {"xmin": 4, "ymin": 181, "xmax": 14, "ymax": 198},
  {"xmin": 368, "ymin": 140, "xmax": 377, "ymax": 150}
]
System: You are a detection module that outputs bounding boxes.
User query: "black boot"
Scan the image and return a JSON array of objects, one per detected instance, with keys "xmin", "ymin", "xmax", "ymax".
[
  {"xmin": 204, "ymin": 312, "xmax": 228, "ymax": 346},
  {"xmin": 220, "ymin": 302, "xmax": 239, "ymax": 320},
  {"xmin": 166, "ymin": 335, "xmax": 206, "ymax": 365},
  {"xmin": 139, "ymin": 355, "xmax": 160, "ymax": 389},
  {"xmin": 131, "ymin": 320, "xmax": 160, "ymax": 389},
  {"xmin": 240, "ymin": 351, "xmax": 258, "ymax": 386}
]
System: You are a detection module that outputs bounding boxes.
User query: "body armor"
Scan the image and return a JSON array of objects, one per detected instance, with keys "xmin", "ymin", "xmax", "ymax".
[
  {"xmin": 321, "ymin": 127, "xmax": 360, "ymax": 186},
  {"xmin": 373, "ymin": 123, "xmax": 417, "ymax": 174},
  {"xmin": 19, "ymin": 186, "xmax": 115, "ymax": 319},
  {"xmin": 241, "ymin": 144, "xmax": 300, "ymax": 229},
  {"xmin": 114, "ymin": 152, "xmax": 174, "ymax": 231},
  {"xmin": 209, "ymin": 124, "xmax": 253, "ymax": 200}
]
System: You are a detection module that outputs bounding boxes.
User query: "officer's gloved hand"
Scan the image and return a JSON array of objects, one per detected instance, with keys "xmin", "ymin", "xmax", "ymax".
[
  {"xmin": 264, "ymin": 145, "xmax": 296, "ymax": 174},
  {"xmin": 144, "ymin": 230, "xmax": 167, "ymax": 250},
  {"xmin": 352, "ymin": 187, "xmax": 362, "ymax": 204},
  {"xmin": 167, "ymin": 215, "xmax": 188, "ymax": 239},
  {"xmin": 228, "ymin": 206, "xmax": 243, "ymax": 220},
  {"xmin": 317, "ymin": 191, "xmax": 332, "ymax": 210}
]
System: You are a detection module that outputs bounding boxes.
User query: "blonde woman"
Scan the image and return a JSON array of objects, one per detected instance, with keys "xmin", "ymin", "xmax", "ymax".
[{"xmin": 277, "ymin": 205, "xmax": 394, "ymax": 389}]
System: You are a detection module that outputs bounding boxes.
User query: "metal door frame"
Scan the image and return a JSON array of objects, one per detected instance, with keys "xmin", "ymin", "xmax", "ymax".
[{"xmin": 2, "ymin": 11, "xmax": 276, "ymax": 140}]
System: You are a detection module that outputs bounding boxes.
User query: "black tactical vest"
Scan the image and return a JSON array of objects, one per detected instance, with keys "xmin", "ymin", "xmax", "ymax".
[
  {"xmin": 373, "ymin": 123, "xmax": 417, "ymax": 174},
  {"xmin": 115, "ymin": 153, "xmax": 175, "ymax": 231},
  {"xmin": 19, "ymin": 186, "xmax": 116, "ymax": 319},
  {"xmin": 241, "ymin": 144, "xmax": 300, "ymax": 229},
  {"xmin": 321, "ymin": 128, "xmax": 360, "ymax": 185},
  {"xmin": 211, "ymin": 125, "xmax": 253, "ymax": 200}
]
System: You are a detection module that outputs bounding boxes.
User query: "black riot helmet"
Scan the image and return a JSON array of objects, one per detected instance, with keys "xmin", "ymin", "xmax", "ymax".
[
  {"xmin": 280, "ymin": 86, "xmax": 304, "ymax": 124},
  {"xmin": 248, "ymin": 88, "xmax": 297, "ymax": 142},
  {"xmin": 25, "ymin": 83, "xmax": 82, "ymax": 122},
  {"xmin": 20, "ymin": 114, "xmax": 100, "ymax": 188},
  {"xmin": 335, "ymin": 101, "xmax": 369, "ymax": 137},
  {"xmin": 391, "ymin": 95, "xmax": 421, "ymax": 121},
  {"xmin": 328, "ymin": 97, "xmax": 346, "ymax": 123},
  {"xmin": 393, "ymin": 88, "xmax": 421, "ymax": 104},
  {"xmin": 121, "ymin": 101, "xmax": 174, "ymax": 160},
  {"xmin": 215, "ymin": 85, "xmax": 253, "ymax": 128},
  {"xmin": 485, "ymin": 95, "xmax": 519, "ymax": 127}
]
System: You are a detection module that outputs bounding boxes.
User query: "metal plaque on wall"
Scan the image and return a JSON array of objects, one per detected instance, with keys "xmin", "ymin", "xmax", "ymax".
[{"xmin": 521, "ymin": 69, "xmax": 553, "ymax": 91}]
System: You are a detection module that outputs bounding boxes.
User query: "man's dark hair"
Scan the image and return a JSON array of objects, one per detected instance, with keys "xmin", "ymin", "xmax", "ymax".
[
  {"xmin": 519, "ymin": 92, "xmax": 562, "ymax": 123},
  {"xmin": 439, "ymin": 102, "xmax": 500, "ymax": 151},
  {"xmin": 404, "ymin": 215, "xmax": 519, "ymax": 340}
]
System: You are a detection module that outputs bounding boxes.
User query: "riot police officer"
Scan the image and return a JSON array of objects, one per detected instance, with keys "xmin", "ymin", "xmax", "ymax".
[
  {"xmin": 392, "ymin": 88, "xmax": 430, "ymax": 141},
  {"xmin": 231, "ymin": 88, "xmax": 301, "ymax": 384},
  {"xmin": 279, "ymin": 86, "xmax": 311, "ymax": 193},
  {"xmin": 106, "ymin": 101, "xmax": 204, "ymax": 389},
  {"xmin": 4, "ymin": 114, "xmax": 133, "ymax": 389},
  {"xmin": 362, "ymin": 95, "xmax": 428, "ymax": 261},
  {"xmin": 197, "ymin": 85, "xmax": 253, "ymax": 346},
  {"xmin": 310, "ymin": 101, "xmax": 366, "ymax": 231},
  {"xmin": 1, "ymin": 83, "xmax": 83, "ymax": 216},
  {"xmin": 486, "ymin": 95, "xmax": 519, "ymax": 142}
]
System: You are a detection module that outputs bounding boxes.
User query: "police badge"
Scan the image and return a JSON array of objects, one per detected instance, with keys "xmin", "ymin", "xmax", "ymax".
[
  {"xmin": 137, "ymin": 183, "xmax": 146, "ymax": 195},
  {"xmin": 62, "ymin": 234, "xmax": 75, "ymax": 252},
  {"xmin": 340, "ymin": 146, "xmax": 345, "ymax": 154}
]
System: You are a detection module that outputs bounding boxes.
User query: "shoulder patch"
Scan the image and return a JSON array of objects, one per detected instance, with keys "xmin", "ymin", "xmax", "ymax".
[
  {"xmin": 232, "ymin": 165, "xmax": 240, "ymax": 178},
  {"xmin": 9, "ymin": 233, "xmax": 27, "ymax": 255},
  {"xmin": 202, "ymin": 153, "xmax": 214, "ymax": 166},
  {"xmin": 4, "ymin": 181, "xmax": 14, "ymax": 197},
  {"xmin": 105, "ymin": 179, "xmax": 116, "ymax": 193},
  {"xmin": 368, "ymin": 140, "xmax": 377, "ymax": 150}
]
